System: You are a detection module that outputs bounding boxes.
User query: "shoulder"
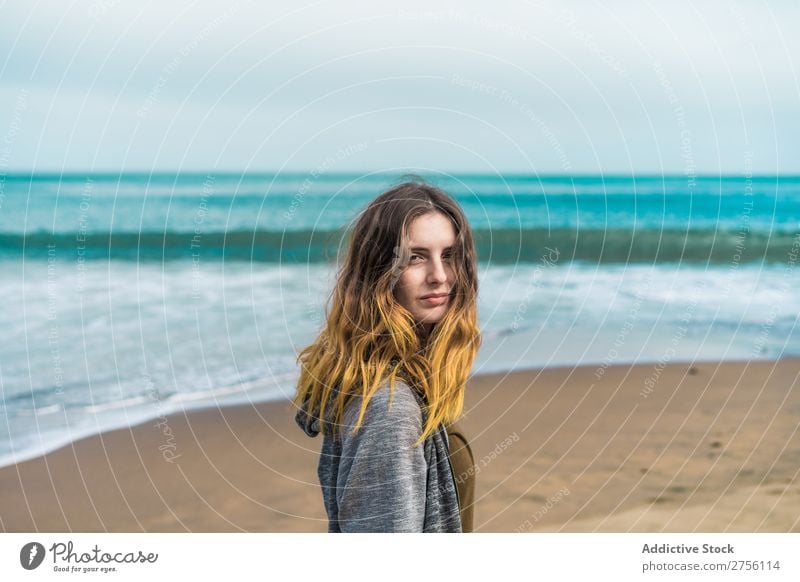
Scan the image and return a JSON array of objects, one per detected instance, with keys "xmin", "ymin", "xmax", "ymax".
[
  {"xmin": 341, "ymin": 379, "xmax": 423, "ymax": 436},
  {"xmin": 369, "ymin": 379, "xmax": 422, "ymax": 411}
]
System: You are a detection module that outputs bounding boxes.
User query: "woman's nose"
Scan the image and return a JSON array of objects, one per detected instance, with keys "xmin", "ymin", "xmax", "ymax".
[{"xmin": 428, "ymin": 256, "xmax": 447, "ymax": 282}]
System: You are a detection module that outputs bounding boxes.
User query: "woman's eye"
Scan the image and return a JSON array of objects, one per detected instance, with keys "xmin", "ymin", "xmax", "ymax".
[{"xmin": 408, "ymin": 253, "xmax": 451, "ymax": 262}]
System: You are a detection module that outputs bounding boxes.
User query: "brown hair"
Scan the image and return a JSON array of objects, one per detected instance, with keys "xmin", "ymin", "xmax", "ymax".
[{"xmin": 293, "ymin": 176, "xmax": 481, "ymax": 445}]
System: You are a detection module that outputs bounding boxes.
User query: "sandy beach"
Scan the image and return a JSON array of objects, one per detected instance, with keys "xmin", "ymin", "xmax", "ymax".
[{"xmin": 1, "ymin": 358, "xmax": 798, "ymax": 533}]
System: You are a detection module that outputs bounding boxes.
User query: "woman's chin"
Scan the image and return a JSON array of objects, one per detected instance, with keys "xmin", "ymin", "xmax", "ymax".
[{"xmin": 413, "ymin": 311, "xmax": 446, "ymax": 326}]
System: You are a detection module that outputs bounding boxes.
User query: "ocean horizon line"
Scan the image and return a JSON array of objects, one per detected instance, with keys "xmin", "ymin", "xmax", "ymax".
[{"xmin": 4, "ymin": 170, "xmax": 800, "ymax": 180}]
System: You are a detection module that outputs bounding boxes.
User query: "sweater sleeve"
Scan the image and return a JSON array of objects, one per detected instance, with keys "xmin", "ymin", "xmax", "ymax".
[{"xmin": 335, "ymin": 382, "xmax": 428, "ymax": 532}]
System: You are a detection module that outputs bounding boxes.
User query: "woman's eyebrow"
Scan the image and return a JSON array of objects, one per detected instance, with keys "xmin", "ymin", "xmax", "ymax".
[{"xmin": 410, "ymin": 245, "xmax": 453, "ymax": 252}]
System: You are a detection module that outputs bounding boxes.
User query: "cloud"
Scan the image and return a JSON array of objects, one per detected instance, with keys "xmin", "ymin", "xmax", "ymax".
[{"xmin": 0, "ymin": 0, "xmax": 797, "ymax": 172}]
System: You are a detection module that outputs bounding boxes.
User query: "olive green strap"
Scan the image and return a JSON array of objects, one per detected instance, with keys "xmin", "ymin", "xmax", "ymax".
[{"xmin": 446, "ymin": 422, "xmax": 476, "ymax": 533}]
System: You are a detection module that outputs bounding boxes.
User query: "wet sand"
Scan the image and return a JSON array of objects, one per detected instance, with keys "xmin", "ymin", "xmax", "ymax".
[{"xmin": 1, "ymin": 358, "xmax": 798, "ymax": 532}]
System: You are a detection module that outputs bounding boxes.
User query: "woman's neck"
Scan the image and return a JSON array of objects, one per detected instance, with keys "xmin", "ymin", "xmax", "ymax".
[{"xmin": 417, "ymin": 322, "xmax": 435, "ymax": 345}]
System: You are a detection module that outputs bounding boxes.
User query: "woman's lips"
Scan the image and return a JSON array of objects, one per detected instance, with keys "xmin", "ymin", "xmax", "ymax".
[{"xmin": 420, "ymin": 294, "xmax": 448, "ymax": 306}]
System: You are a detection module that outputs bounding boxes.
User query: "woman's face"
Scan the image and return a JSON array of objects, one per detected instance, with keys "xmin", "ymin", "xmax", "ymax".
[{"xmin": 393, "ymin": 211, "xmax": 457, "ymax": 328}]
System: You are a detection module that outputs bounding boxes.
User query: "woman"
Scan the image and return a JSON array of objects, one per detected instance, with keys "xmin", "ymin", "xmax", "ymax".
[{"xmin": 293, "ymin": 178, "xmax": 481, "ymax": 532}]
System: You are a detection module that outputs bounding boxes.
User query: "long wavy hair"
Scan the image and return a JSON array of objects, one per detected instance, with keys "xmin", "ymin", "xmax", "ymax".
[{"xmin": 293, "ymin": 177, "xmax": 481, "ymax": 446}]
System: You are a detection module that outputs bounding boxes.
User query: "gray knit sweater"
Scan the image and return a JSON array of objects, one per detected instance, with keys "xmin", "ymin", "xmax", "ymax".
[{"xmin": 295, "ymin": 380, "xmax": 462, "ymax": 533}]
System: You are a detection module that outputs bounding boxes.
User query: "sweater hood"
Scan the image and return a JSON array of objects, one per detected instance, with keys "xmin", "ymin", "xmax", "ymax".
[
  {"xmin": 294, "ymin": 386, "xmax": 345, "ymax": 438},
  {"xmin": 294, "ymin": 395, "xmax": 323, "ymax": 438}
]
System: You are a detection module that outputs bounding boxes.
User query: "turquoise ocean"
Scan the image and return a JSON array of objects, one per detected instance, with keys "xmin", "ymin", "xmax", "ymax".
[{"xmin": 1, "ymin": 172, "xmax": 799, "ymax": 466}]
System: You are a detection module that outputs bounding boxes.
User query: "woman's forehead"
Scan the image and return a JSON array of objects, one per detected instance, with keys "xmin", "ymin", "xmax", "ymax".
[{"xmin": 406, "ymin": 212, "xmax": 456, "ymax": 249}]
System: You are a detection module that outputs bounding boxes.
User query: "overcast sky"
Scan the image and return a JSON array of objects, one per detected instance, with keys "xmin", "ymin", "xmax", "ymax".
[{"xmin": 1, "ymin": 0, "xmax": 797, "ymax": 174}]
